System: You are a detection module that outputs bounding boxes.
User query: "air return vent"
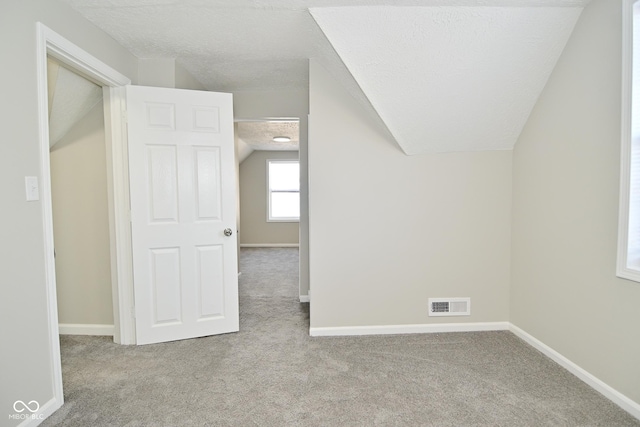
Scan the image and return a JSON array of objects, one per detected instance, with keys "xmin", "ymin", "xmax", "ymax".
[{"xmin": 428, "ymin": 298, "xmax": 470, "ymax": 317}]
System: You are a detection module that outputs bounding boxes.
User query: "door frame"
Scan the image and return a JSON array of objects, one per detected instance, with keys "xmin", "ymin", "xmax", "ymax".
[
  {"xmin": 36, "ymin": 22, "xmax": 135, "ymax": 412},
  {"xmin": 234, "ymin": 117, "xmax": 309, "ymax": 302}
]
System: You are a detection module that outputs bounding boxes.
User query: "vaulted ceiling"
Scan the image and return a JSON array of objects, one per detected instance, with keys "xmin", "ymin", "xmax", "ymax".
[{"xmin": 61, "ymin": 0, "xmax": 591, "ymax": 154}]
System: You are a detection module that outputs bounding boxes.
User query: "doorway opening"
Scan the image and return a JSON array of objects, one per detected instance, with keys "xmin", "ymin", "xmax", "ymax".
[
  {"xmin": 48, "ymin": 56, "xmax": 115, "ymax": 337},
  {"xmin": 235, "ymin": 119, "xmax": 304, "ymax": 301},
  {"xmin": 36, "ymin": 23, "xmax": 132, "ymax": 417}
]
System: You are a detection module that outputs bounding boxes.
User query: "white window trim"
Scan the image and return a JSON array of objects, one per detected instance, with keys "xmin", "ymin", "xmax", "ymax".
[
  {"xmin": 617, "ymin": 0, "xmax": 640, "ymax": 282},
  {"xmin": 267, "ymin": 159, "xmax": 300, "ymax": 223}
]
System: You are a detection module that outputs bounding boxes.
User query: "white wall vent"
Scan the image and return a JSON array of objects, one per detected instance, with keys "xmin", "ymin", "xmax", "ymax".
[{"xmin": 428, "ymin": 298, "xmax": 470, "ymax": 317}]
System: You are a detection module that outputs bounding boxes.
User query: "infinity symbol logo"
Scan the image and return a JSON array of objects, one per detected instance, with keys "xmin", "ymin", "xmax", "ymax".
[{"xmin": 13, "ymin": 400, "xmax": 40, "ymax": 413}]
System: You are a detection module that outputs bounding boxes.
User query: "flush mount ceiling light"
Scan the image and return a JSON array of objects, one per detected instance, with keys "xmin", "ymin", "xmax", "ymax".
[{"xmin": 272, "ymin": 136, "xmax": 291, "ymax": 143}]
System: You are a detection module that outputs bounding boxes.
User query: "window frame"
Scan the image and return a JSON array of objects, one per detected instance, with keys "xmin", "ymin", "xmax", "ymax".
[
  {"xmin": 617, "ymin": 0, "xmax": 640, "ymax": 282},
  {"xmin": 266, "ymin": 159, "xmax": 300, "ymax": 223}
]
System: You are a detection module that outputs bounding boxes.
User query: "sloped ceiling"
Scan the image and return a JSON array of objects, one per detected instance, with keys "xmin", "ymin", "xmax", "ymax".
[
  {"xmin": 61, "ymin": 0, "xmax": 590, "ymax": 154},
  {"xmin": 48, "ymin": 58, "xmax": 103, "ymax": 147},
  {"xmin": 310, "ymin": 6, "xmax": 583, "ymax": 154}
]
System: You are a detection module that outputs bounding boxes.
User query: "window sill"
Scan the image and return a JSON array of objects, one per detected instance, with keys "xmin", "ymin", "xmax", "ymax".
[
  {"xmin": 267, "ymin": 219, "xmax": 300, "ymax": 223},
  {"xmin": 616, "ymin": 267, "xmax": 640, "ymax": 283}
]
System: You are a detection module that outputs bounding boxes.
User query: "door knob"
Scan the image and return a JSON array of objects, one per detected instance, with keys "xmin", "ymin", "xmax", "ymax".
[{"xmin": 224, "ymin": 228, "xmax": 233, "ymax": 237}]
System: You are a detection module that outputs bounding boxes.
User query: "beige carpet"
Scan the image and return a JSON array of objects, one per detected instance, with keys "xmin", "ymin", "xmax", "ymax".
[{"xmin": 42, "ymin": 248, "xmax": 639, "ymax": 426}]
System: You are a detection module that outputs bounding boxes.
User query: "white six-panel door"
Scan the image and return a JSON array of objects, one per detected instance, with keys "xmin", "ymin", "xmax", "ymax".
[{"xmin": 126, "ymin": 85, "xmax": 238, "ymax": 345}]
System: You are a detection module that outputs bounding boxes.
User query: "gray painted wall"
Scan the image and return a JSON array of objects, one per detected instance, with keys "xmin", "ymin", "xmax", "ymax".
[
  {"xmin": 308, "ymin": 59, "xmax": 513, "ymax": 328},
  {"xmin": 51, "ymin": 102, "xmax": 113, "ymax": 326},
  {"xmin": 240, "ymin": 150, "xmax": 300, "ymax": 245},
  {"xmin": 511, "ymin": 0, "xmax": 640, "ymax": 405}
]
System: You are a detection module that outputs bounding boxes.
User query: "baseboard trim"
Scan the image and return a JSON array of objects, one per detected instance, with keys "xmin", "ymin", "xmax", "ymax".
[
  {"xmin": 58, "ymin": 323, "xmax": 114, "ymax": 336},
  {"xmin": 309, "ymin": 321, "xmax": 639, "ymax": 420},
  {"xmin": 310, "ymin": 321, "xmax": 509, "ymax": 337},
  {"xmin": 240, "ymin": 243, "xmax": 299, "ymax": 248},
  {"xmin": 299, "ymin": 295, "xmax": 310, "ymax": 303},
  {"xmin": 509, "ymin": 324, "xmax": 640, "ymax": 421},
  {"xmin": 16, "ymin": 396, "xmax": 60, "ymax": 427}
]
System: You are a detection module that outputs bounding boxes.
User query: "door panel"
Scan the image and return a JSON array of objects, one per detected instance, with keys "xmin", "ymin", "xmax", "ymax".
[
  {"xmin": 150, "ymin": 247, "xmax": 182, "ymax": 324},
  {"xmin": 196, "ymin": 245, "xmax": 225, "ymax": 318},
  {"xmin": 194, "ymin": 147, "xmax": 222, "ymax": 220},
  {"xmin": 148, "ymin": 145, "xmax": 178, "ymax": 222},
  {"xmin": 127, "ymin": 85, "xmax": 238, "ymax": 345}
]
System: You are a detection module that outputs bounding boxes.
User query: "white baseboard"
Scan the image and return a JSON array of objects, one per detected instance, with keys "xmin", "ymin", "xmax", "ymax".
[
  {"xmin": 58, "ymin": 323, "xmax": 114, "ymax": 336},
  {"xmin": 16, "ymin": 396, "xmax": 60, "ymax": 427},
  {"xmin": 299, "ymin": 295, "xmax": 310, "ymax": 303},
  {"xmin": 509, "ymin": 324, "xmax": 640, "ymax": 421},
  {"xmin": 310, "ymin": 321, "xmax": 509, "ymax": 337},
  {"xmin": 240, "ymin": 243, "xmax": 299, "ymax": 248}
]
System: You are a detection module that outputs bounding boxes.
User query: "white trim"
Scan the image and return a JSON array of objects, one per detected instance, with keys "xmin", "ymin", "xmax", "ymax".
[
  {"xmin": 240, "ymin": 243, "xmax": 300, "ymax": 248},
  {"xmin": 36, "ymin": 23, "xmax": 134, "ymax": 346},
  {"xmin": 103, "ymin": 86, "xmax": 136, "ymax": 345},
  {"xmin": 299, "ymin": 295, "xmax": 310, "ymax": 303},
  {"xmin": 36, "ymin": 22, "xmax": 133, "ymax": 423},
  {"xmin": 43, "ymin": 26, "xmax": 129, "ymax": 87},
  {"xmin": 17, "ymin": 396, "xmax": 60, "ymax": 427},
  {"xmin": 617, "ymin": 0, "xmax": 640, "ymax": 283},
  {"xmin": 36, "ymin": 21, "xmax": 64, "ymax": 418},
  {"xmin": 58, "ymin": 324, "xmax": 115, "ymax": 336},
  {"xmin": 510, "ymin": 324, "xmax": 640, "ymax": 420},
  {"xmin": 310, "ymin": 322, "xmax": 509, "ymax": 337}
]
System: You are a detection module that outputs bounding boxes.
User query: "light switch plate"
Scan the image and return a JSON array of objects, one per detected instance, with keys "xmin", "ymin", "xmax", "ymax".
[{"xmin": 25, "ymin": 176, "xmax": 40, "ymax": 201}]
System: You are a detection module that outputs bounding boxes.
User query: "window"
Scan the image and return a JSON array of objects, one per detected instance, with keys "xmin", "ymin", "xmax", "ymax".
[
  {"xmin": 268, "ymin": 160, "xmax": 300, "ymax": 222},
  {"xmin": 618, "ymin": 0, "xmax": 640, "ymax": 282}
]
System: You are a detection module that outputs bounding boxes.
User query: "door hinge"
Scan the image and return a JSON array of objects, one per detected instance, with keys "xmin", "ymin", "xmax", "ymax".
[{"xmin": 121, "ymin": 109, "xmax": 128, "ymax": 123}]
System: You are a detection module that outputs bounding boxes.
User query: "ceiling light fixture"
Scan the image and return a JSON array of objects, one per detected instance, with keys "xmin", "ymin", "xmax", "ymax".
[{"xmin": 272, "ymin": 136, "xmax": 291, "ymax": 143}]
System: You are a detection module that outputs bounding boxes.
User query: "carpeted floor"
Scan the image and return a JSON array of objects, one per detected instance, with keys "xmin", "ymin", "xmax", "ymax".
[{"xmin": 43, "ymin": 248, "xmax": 639, "ymax": 426}]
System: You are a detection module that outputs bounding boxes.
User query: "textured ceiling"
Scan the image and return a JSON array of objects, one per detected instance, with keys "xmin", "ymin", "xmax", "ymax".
[
  {"xmin": 237, "ymin": 121, "xmax": 299, "ymax": 151},
  {"xmin": 61, "ymin": 0, "xmax": 590, "ymax": 154},
  {"xmin": 48, "ymin": 58, "xmax": 103, "ymax": 147},
  {"xmin": 311, "ymin": 6, "xmax": 583, "ymax": 154}
]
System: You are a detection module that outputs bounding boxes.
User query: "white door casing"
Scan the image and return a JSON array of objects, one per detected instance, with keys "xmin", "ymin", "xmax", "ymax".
[{"xmin": 127, "ymin": 85, "xmax": 239, "ymax": 345}]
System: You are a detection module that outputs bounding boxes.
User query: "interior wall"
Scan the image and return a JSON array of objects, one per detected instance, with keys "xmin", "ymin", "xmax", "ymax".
[
  {"xmin": 233, "ymin": 89, "xmax": 310, "ymax": 297},
  {"xmin": 138, "ymin": 58, "xmax": 175, "ymax": 88},
  {"xmin": 239, "ymin": 150, "xmax": 300, "ymax": 245},
  {"xmin": 511, "ymin": 0, "xmax": 640, "ymax": 405},
  {"xmin": 175, "ymin": 62, "xmax": 206, "ymax": 91},
  {"xmin": 138, "ymin": 58, "xmax": 205, "ymax": 90},
  {"xmin": 308, "ymin": 59, "xmax": 512, "ymax": 329},
  {"xmin": 0, "ymin": 0, "xmax": 137, "ymax": 422},
  {"xmin": 51, "ymin": 102, "xmax": 113, "ymax": 326}
]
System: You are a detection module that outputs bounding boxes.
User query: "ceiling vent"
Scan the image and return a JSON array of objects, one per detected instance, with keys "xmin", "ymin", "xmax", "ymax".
[{"xmin": 428, "ymin": 298, "xmax": 470, "ymax": 317}]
